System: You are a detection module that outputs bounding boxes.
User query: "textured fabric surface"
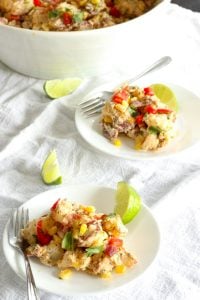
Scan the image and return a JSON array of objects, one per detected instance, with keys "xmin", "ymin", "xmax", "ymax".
[{"xmin": 0, "ymin": 3, "xmax": 200, "ymax": 300}]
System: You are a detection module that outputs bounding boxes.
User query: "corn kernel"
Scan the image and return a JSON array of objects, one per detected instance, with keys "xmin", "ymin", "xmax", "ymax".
[
  {"xmin": 115, "ymin": 104, "xmax": 126, "ymax": 113},
  {"xmin": 121, "ymin": 100, "xmax": 129, "ymax": 108},
  {"xmin": 48, "ymin": 225, "xmax": 57, "ymax": 236},
  {"xmin": 113, "ymin": 139, "xmax": 122, "ymax": 147},
  {"xmin": 115, "ymin": 265, "xmax": 126, "ymax": 274},
  {"xmin": 112, "ymin": 229, "xmax": 120, "ymax": 237},
  {"xmin": 100, "ymin": 272, "xmax": 112, "ymax": 279},
  {"xmin": 85, "ymin": 206, "xmax": 95, "ymax": 213},
  {"xmin": 134, "ymin": 135, "xmax": 144, "ymax": 150},
  {"xmin": 79, "ymin": 224, "xmax": 87, "ymax": 236},
  {"xmin": 80, "ymin": 0, "xmax": 87, "ymax": 6},
  {"xmin": 103, "ymin": 115, "xmax": 112, "ymax": 123},
  {"xmin": 91, "ymin": 0, "xmax": 100, "ymax": 4},
  {"xmin": 58, "ymin": 269, "xmax": 72, "ymax": 279},
  {"xmin": 53, "ymin": 235, "xmax": 62, "ymax": 243},
  {"xmin": 128, "ymin": 116, "xmax": 135, "ymax": 124},
  {"xmin": 72, "ymin": 262, "xmax": 80, "ymax": 269}
]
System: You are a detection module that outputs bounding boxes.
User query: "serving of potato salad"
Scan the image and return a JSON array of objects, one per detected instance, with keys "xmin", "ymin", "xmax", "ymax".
[
  {"xmin": 21, "ymin": 198, "xmax": 136, "ymax": 279},
  {"xmin": 101, "ymin": 85, "xmax": 177, "ymax": 151}
]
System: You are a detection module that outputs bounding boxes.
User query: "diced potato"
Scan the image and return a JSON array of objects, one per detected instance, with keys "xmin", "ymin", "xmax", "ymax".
[
  {"xmin": 79, "ymin": 224, "xmax": 87, "ymax": 236},
  {"xmin": 100, "ymin": 272, "xmax": 112, "ymax": 279}
]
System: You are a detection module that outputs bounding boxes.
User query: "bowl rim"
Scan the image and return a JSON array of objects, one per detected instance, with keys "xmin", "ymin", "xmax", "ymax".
[{"xmin": 0, "ymin": 0, "xmax": 169, "ymax": 36}]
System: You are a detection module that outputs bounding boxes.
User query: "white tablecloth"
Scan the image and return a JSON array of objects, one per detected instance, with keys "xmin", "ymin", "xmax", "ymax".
[{"xmin": 0, "ymin": 3, "xmax": 200, "ymax": 300}]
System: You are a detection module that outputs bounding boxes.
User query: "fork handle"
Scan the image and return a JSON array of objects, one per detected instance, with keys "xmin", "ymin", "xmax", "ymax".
[
  {"xmin": 23, "ymin": 252, "xmax": 40, "ymax": 300},
  {"xmin": 127, "ymin": 56, "xmax": 172, "ymax": 85}
]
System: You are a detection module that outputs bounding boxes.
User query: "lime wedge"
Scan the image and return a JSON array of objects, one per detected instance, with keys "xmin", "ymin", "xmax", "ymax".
[
  {"xmin": 150, "ymin": 83, "xmax": 178, "ymax": 112},
  {"xmin": 114, "ymin": 181, "xmax": 141, "ymax": 224},
  {"xmin": 41, "ymin": 150, "xmax": 62, "ymax": 185},
  {"xmin": 44, "ymin": 78, "xmax": 82, "ymax": 99}
]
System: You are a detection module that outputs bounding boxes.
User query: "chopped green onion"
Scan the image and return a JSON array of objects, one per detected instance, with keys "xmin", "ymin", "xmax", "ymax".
[
  {"xmin": 85, "ymin": 246, "xmax": 104, "ymax": 257},
  {"xmin": 73, "ymin": 12, "xmax": 83, "ymax": 23},
  {"xmin": 48, "ymin": 10, "xmax": 60, "ymax": 18},
  {"xmin": 107, "ymin": 213, "xmax": 117, "ymax": 218},
  {"xmin": 61, "ymin": 231, "xmax": 74, "ymax": 250},
  {"xmin": 128, "ymin": 107, "xmax": 137, "ymax": 117},
  {"xmin": 149, "ymin": 126, "xmax": 161, "ymax": 135}
]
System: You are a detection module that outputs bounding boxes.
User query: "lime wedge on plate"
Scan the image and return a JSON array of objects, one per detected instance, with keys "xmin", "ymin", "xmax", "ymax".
[
  {"xmin": 44, "ymin": 78, "xmax": 82, "ymax": 99},
  {"xmin": 41, "ymin": 150, "xmax": 62, "ymax": 185},
  {"xmin": 150, "ymin": 83, "xmax": 178, "ymax": 112},
  {"xmin": 114, "ymin": 181, "xmax": 141, "ymax": 224}
]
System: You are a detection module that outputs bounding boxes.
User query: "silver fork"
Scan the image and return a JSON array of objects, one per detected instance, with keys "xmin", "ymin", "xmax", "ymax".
[
  {"xmin": 79, "ymin": 56, "xmax": 172, "ymax": 117},
  {"xmin": 8, "ymin": 208, "xmax": 40, "ymax": 300}
]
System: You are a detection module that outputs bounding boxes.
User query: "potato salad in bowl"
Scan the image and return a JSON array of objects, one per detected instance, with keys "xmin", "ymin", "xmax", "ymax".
[{"xmin": 0, "ymin": 0, "xmax": 158, "ymax": 31}]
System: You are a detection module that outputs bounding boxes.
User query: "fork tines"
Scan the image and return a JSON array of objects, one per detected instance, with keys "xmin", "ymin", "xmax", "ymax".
[
  {"xmin": 80, "ymin": 97, "xmax": 105, "ymax": 117},
  {"xmin": 79, "ymin": 96, "xmax": 102, "ymax": 109},
  {"xmin": 10, "ymin": 207, "xmax": 29, "ymax": 239}
]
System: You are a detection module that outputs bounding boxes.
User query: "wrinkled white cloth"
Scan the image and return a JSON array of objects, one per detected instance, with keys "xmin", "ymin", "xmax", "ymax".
[{"xmin": 0, "ymin": 3, "xmax": 200, "ymax": 300}]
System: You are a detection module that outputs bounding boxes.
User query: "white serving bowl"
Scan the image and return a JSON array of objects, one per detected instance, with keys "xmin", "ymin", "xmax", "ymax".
[{"xmin": 0, "ymin": 0, "xmax": 169, "ymax": 79}]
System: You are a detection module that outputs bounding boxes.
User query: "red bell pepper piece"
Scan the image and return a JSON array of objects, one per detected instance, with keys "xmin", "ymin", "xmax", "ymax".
[
  {"xmin": 51, "ymin": 199, "xmax": 60, "ymax": 211},
  {"xmin": 105, "ymin": 238, "xmax": 123, "ymax": 256},
  {"xmin": 34, "ymin": 0, "xmax": 43, "ymax": 6},
  {"xmin": 37, "ymin": 220, "xmax": 52, "ymax": 246},
  {"xmin": 109, "ymin": 6, "xmax": 121, "ymax": 18},
  {"xmin": 135, "ymin": 114, "xmax": 144, "ymax": 125},
  {"xmin": 62, "ymin": 12, "xmax": 72, "ymax": 25},
  {"xmin": 108, "ymin": 237, "xmax": 123, "ymax": 247},
  {"xmin": 9, "ymin": 15, "xmax": 20, "ymax": 21},
  {"xmin": 112, "ymin": 87, "xmax": 129, "ymax": 103},
  {"xmin": 156, "ymin": 108, "xmax": 172, "ymax": 114},
  {"xmin": 106, "ymin": 0, "xmax": 114, "ymax": 7},
  {"xmin": 105, "ymin": 244, "xmax": 118, "ymax": 256},
  {"xmin": 144, "ymin": 87, "xmax": 154, "ymax": 96},
  {"xmin": 145, "ymin": 105, "xmax": 157, "ymax": 114}
]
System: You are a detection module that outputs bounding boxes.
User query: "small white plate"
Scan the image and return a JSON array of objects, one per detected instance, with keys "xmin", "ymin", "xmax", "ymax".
[
  {"xmin": 75, "ymin": 82, "xmax": 200, "ymax": 160},
  {"xmin": 3, "ymin": 185, "xmax": 160, "ymax": 297}
]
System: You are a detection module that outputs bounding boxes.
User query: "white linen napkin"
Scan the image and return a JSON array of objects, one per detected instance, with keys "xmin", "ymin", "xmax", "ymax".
[{"xmin": 0, "ymin": 3, "xmax": 200, "ymax": 300}]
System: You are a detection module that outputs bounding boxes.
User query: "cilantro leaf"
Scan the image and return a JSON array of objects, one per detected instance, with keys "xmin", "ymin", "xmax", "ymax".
[
  {"xmin": 73, "ymin": 12, "xmax": 83, "ymax": 23},
  {"xmin": 61, "ymin": 231, "xmax": 74, "ymax": 250},
  {"xmin": 128, "ymin": 107, "xmax": 137, "ymax": 117},
  {"xmin": 48, "ymin": 10, "xmax": 60, "ymax": 18},
  {"xmin": 85, "ymin": 246, "xmax": 104, "ymax": 257},
  {"xmin": 149, "ymin": 126, "xmax": 161, "ymax": 135}
]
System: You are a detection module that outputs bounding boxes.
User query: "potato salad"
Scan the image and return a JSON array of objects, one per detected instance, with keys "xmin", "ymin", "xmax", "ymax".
[
  {"xmin": 101, "ymin": 85, "xmax": 177, "ymax": 151},
  {"xmin": 21, "ymin": 198, "xmax": 136, "ymax": 279}
]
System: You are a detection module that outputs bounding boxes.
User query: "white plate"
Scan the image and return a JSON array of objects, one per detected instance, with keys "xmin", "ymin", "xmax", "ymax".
[
  {"xmin": 3, "ymin": 185, "xmax": 160, "ymax": 297},
  {"xmin": 75, "ymin": 82, "xmax": 200, "ymax": 160}
]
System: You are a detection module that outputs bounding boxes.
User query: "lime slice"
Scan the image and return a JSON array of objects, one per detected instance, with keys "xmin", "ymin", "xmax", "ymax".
[
  {"xmin": 41, "ymin": 150, "xmax": 62, "ymax": 185},
  {"xmin": 114, "ymin": 181, "xmax": 141, "ymax": 224},
  {"xmin": 150, "ymin": 83, "xmax": 178, "ymax": 112},
  {"xmin": 44, "ymin": 78, "xmax": 82, "ymax": 99}
]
